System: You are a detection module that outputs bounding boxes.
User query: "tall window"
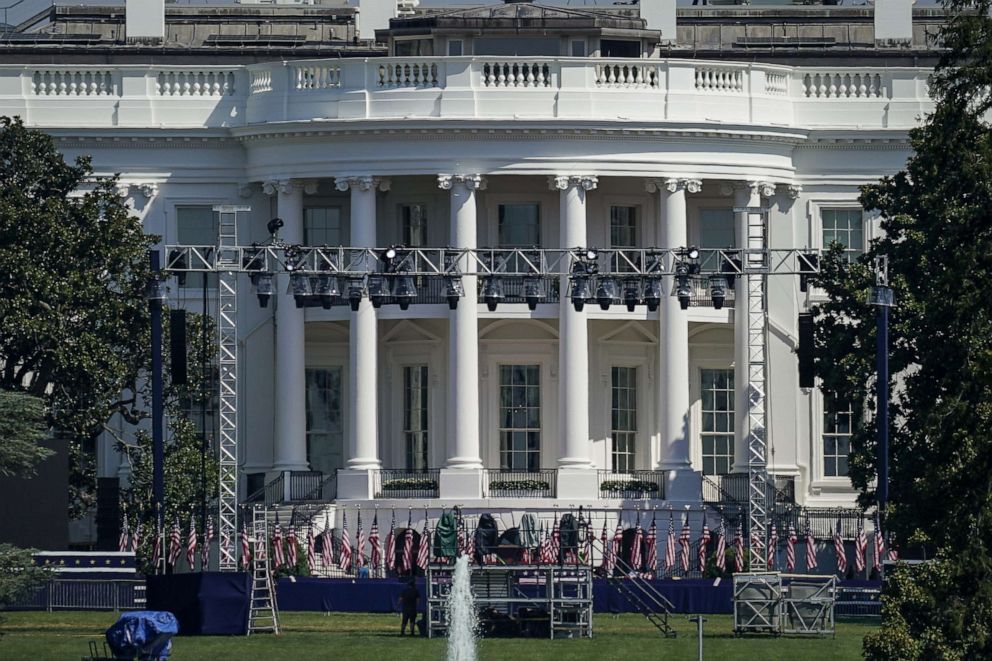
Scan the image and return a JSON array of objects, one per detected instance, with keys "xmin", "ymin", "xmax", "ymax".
[
  {"xmin": 403, "ymin": 365, "xmax": 429, "ymax": 470},
  {"xmin": 304, "ymin": 207, "xmax": 343, "ymax": 246},
  {"xmin": 610, "ymin": 206, "xmax": 638, "ymax": 249},
  {"xmin": 498, "ymin": 203, "xmax": 540, "ymax": 247},
  {"xmin": 400, "ymin": 204, "xmax": 428, "ymax": 247},
  {"xmin": 499, "ymin": 365, "xmax": 541, "ymax": 471},
  {"xmin": 698, "ymin": 209, "xmax": 736, "ymax": 249},
  {"xmin": 611, "ymin": 366, "xmax": 637, "ymax": 472},
  {"xmin": 823, "ymin": 396, "xmax": 854, "ymax": 477},
  {"xmin": 305, "ymin": 368, "xmax": 343, "ymax": 475},
  {"xmin": 821, "ymin": 208, "xmax": 864, "ymax": 261},
  {"xmin": 176, "ymin": 206, "xmax": 217, "ymax": 289},
  {"xmin": 700, "ymin": 368, "xmax": 735, "ymax": 475}
]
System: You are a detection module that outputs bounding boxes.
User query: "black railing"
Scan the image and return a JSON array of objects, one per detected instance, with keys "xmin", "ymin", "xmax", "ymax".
[
  {"xmin": 374, "ymin": 469, "xmax": 440, "ymax": 498},
  {"xmin": 244, "ymin": 470, "xmax": 331, "ymax": 504},
  {"xmin": 776, "ymin": 507, "xmax": 866, "ymax": 540},
  {"xmin": 597, "ymin": 470, "xmax": 665, "ymax": 499},
  {"xmin": 478, "ymin": 277, "xmax": 561, "ymax": 305},
  {"xmin": 701, "ymin": 472, "xmax": 795, "ymax": 508},
  {"xmin": 289, "ymin": 471, "xmax": 326, "ymax": 500},
  {"xmin": 484, "ymin": 469, "xmax": 557, "ymax": 498}
]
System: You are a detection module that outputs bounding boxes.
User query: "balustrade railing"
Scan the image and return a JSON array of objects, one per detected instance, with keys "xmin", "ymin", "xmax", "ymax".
[
  {"xmin": 377, "ymin": 60, "xmax": 439, "ymax": 88},
  {"xmin": 32, "ymin": 70, "xmax": 114, "ymax": 96},
  {"xmin": 597, "ymin": 470, "xmax": 666, "ymax": 499},
  {"xmin": 293, "ymin": 64, "xmax": 342, "ymax": 90},
  {"xmin": 595, "ymin": 62, "xmax": 659, "ymax": 88},
  {"xmin": 801, "ymin": 71, "xmax": 885, "ymax": 99},
  {"xmin": 484, "ymin": 469, "xmax": 556, "ymax": 498},
  {"xmin": 157, "ymin": 70, "xmax": 237, "ymax": 97},
  {"xmin": 482, "ymin": 60, "xmax": 552, "ymax": 88},
  {"xmin": 695, "ymin": 66, "xmax": 745, "ymax": 93},
  {"xmin": 374, "ymin": 469, "xmax": 440, "ymax": 498}
]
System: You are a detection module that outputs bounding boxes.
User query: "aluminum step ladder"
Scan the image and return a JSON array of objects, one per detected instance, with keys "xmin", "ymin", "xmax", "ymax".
[{"xmin": 247, "ymin": 507, "xmax": 280, "ymax": 635}]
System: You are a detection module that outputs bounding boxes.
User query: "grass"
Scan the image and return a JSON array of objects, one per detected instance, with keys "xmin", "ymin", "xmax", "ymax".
[{"xmin": 0, "ymin": 611, "xmax": 874, "ymax": 660}]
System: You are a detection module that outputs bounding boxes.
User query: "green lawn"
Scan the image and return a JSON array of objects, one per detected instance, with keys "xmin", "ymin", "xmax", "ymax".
[{"xmin": 0, "ymin": 611, "xmax": 873, "ymax": 660}]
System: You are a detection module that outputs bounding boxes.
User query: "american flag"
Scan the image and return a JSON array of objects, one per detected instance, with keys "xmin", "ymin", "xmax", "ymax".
[
  {"xmin": 734, "ymin": 523, "xmax": 744, "ymax": 572},
  {"xmin": 402, "ymin": 513, "xmax": 414, "ymax": 573},
  {"xmin": 321, "ymin": 514, "xmax": 333, "ymax": 569},
  {"xmin": 370, "ymin": 513, "xmax": 382, "ymax": 577},
  {"xmin": 664, "ymin": 513, "xmax": 677, "ymax": 572},
  {"xmin": 612, "ymin": 520, "xmax": 623, "ymax": 570},
  {"xmin": 550, "ymin": 515, "xmax": 561, "ymax": 565},
  {"xmin": 272, "ymin": 517, "xmax": 285, "ymax": 570},
  {"xmin": 599, "ymin": 520, "xmax": 611, "ymax": 573},
  {"xmin": 698, "ymin": 517, "xmax": 711, "ymax": 573},
  {"xmin": 805, "ymin": 519, "xmax": 817, "ymax": 570},
  {"xmin": 786, "ymin": 524, "xmax": 797, "ymax": 572},
  {"xmin": 679, "ymin": 514, "xmax": 691, "ymax": 573},
  {"xmin": 714, "ymin": 518, "xmax": 726, "ymax": 572},
  {"xmin": 886, "ymin": 532, "xmax": 898, "ymax": 562},
  {"xmin": 854, "ymin": 517, "xmax": 867, "ymax": 574},
  {"xmin": 631, "ymin": 521, "xmax": 644, "ymax": 571},
  {"xmin": 385, "ymin": 511, "xmax": 396, "ymax": 570},
  {"xmin": 202, "ymin": 516, "xmax": 214, "ymax": 567},
  {"xmin": 306, "ymin": 521, "xmax": 317, "ymax": 574},
  {"xmin": 119, "ymin": 512, "xmax": 130, "ymax": 553},
  {"xmin": 286, "ymin": 523, "xmax": 298, "ymax": 568},
  {"xmin": 152, "ymin": 524, "xmax": 163, "ymax": 572},
  {"xmin": 645, "ymin": 516, "xmax": 658, "ymax": 573},
  {"xmin": 873, "ymin": 513, "xmax": 884, "ymax": 573},
  {"xmin": 186, "ymin": 515, "xmax": 198, "ymax": 569},
  {"xmin": 355, "ymin": 510, "xmax": 366, "ymax": 571},
  {"xmin": 579, "ymin": 512, "xmax": 592, "ymax": 566},
  {"xmin": 417, "ymin": 520, "xmax": 431, "ymax": 572},
  {"xmin": 339, "ymin": 512, "xmax": 352, "ymax": 572},
  {"xmin": 240, "ymin": 519, "xmax": 252, "ymax": 570},
  {"xmin": 766, "ymin": 523, "xmax": 777, "ymax": 570},
  {"xmin": 540, "ymin": 524, "xmax": 554, "ymax": 564},
  {"xmin": 168, "ymin": 517, "xmax": 182, "ymax": 568},
  {"xmin": 131, "ymin": 522, "xmax": 143, "ymax": 555},
  {"xmin": 833, "ymin": 518, "xmax": 847, "ymax": 574},
  {"xmin": 464, "ymin": 520, "xmax": 475, "ymax": 559}
]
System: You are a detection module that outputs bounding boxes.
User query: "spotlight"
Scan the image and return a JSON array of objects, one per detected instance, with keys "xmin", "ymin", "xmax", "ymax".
[
  {"xmin": 393, "ymin": 275, "xmax": 417, "ymax": 311},
  {"xmin": 251, "ymin": 273, "xmax": 274, "ymax": 308},
  {"xmin": 445, "ymin": 276, "xmax": 464, "ymax": 310},
  {"xmin": 482, "ymin": 277, "xmax": 504, "ymax": 312},
  {"xmin": 383, "ymin": 246, "xmax": 398, "ymax": 261},
  {"xmin": 290, "ymin": 272, "xmax": 312, "ymax": 308},
  {"xmin": 643, "ymin": 277, "xmax": 662, "ymax": 312},
  {"xmin": 570, "ymin": 275, "xmax": 592, "ymax": 312},
  {"xmin": 622, "ymin": 278, "xmax": 641, "ymax": 312},
  {"xmin": 686, "ymin": 246, "xmax": 700, "ymax": 260},
  {"xmin": 798, "ymin": 252, "xmax": 819, "ymax": 292},
  {"xmin": 168, "ymin": 249, "xmax": 187, "ymax": 287},
  {"xmin": 266, "ymin": 217, "xmax": 284, "ymax": 237},
  {"xmin": 368, "ymin": 275, "xmax": 388, "ymax": 308},
  {"xmin": 523, "ymin": 276, "xmax": 542, "ymax": 311},
  {"xmin": 584, "ymin": 248, "xmax": 598, "ymax": 262},
  {"xmin": 596, "ymin": 275, "xmax": 618, "ymax": 311},
  {"xmin": 313, "ymin": 274, "xmax": 340, "ymax": 309},
  {"xmin": 675, "ymin": 262, "xmax": 692, "ymax": 310},
  {"xmin": 709, "ymin": 275, "xmax": 726, "ymax": 310},
  {"xmin": 347, "ymin": 278, "xmax": 364, "ymax": 311}
]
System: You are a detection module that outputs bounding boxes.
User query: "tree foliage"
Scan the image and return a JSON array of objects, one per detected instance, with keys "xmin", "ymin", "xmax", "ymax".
[
  {"xmin": 0, "ymin": 390, "xmax": 52, "ymax": 477},
  {"xmin": 812, "ymin": 1, "xmax": 992, "ymax": 657}
]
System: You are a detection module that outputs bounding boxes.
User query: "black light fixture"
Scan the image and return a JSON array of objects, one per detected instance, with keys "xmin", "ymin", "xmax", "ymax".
[
  {"xmin": 570, "ymin": 247, "xmax": 599, "ymax": 312},
  {"xmin": 643, "ymin": 278, "xmax": 662, "ymax": 311},
  {"xmin": 368, "ymin": 275, "xmax": 388, "ymax": 308},
  {"xmin": 675, "ymin": 261, "xmax": 692, "ymax": 310},
  {"xmin": 290, "ymin": 272, "xmax": 312, "ymax": 308},
  {"xmin": 445, "ymin": 276, "xmax": 464, "ymax": 310},
  {"xmin": 168, "ymin": 249, "xmax": 188, "ymax": 287},
  {"xmin": 798, "ymin": 252, "xmax": 819, "ymax": 292},
  {"xmin": 266, "ymin": 217, "xmax": 284, "ymax": 238},
  {"xmin": 622, "ymin": 278, "xmax": 641, "ymax": 312},
  {"xmin": 251, "ymin": 273, "xmax": 274, "ymax": 308},
  {"xmin": 523, "ymin": 276, "xmax": 542, "ymax": 311},
  {"xmin": 482, "ymin": 277, "xmax": 504, "ymax": 312},
  {"xmin": 709, "ymin": 275, "xmax": 726, "ymax": 310},
  {"xmin": 347, "ymin": 277, "xmax": 364, "ymax": 311},
  {"xmin": 570, "ymin": 276, "xmax": 592, "ymax": 311},
  {"xmin": 393, "ymin": 275, "xmax": 417, "ymax": 311},
  {"xmin": 596, "ymin": 275, "xmax": 618, "ymax": 311},
  {"xmin": 313, "ymin": 274, "xmax": 340, "ymax": 309},
  {"xmin": 722, "ymin": 251, "xmax": 742, "ymax": 289}
]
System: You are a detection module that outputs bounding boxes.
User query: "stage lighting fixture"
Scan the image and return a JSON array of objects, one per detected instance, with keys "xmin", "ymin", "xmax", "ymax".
[
  {"xmin": 313, "ymin": 274, "xmax": 340, "ymax": 309},
  {"xmin": 686, "ymin": 246, "xmax": 700, "ymax": 260},
  {"xmin": 445, "ymin": 276, "xmax": 464, "ymax": 310},
  {"xmin": 368, "ymin": 275, "xmax": 388, "ymax": 309},
  {"xmin": 393, "ymin": 275, "xmax": 417, "ymax": 311},
  {"xmin": 482, "ymin": 277, "xmax": 504, "ymax": 312},
  {"xmin": 523, "ymin": 276, "xmax": 542, "ymax": 311},
  {"xmin": 675, "ymin": 262, "xmax": 692, "ymax": 310},
  {"xmin": 266, "ymin": 217, "xmax": 284, "ymax": 237},
  {"xmin": 570, "ymin": 275, "xmax": 592, "ymax": 312},
  {"xmin": 251, "ymin": 273, "xmax": 274, "ymax": 308},
  {"xmin": 383, "ymin": 246, "xmax": 398, "ymax": 261},
  {"xmin": 584, "ymin": 248, "xmax": 598, "ymax": 262},
  {"xmin": 596, "ymin": 275, "xmax": 618, "ymax": 311},
  {"xmin": 722, "ymin": 252, "xmax": 742, "ymax": 289},
  {"xmin": 347, "ymin": 278, "xmax": 364, "ymax": 311},
  {"xmin": 168, "ymin": 249, "xmax": 188, "ymax": 287},
  {"xmin": 643, "ymin": 278, "xmax": 662, "ymax": 312},
  {"xmin": 798, "ymin": 252, "xmax": 819, "ymax": 292},
  {"xmin": 242, "ymin": 245, "xmax": 265, "ymax": 272},
  {"xmin": 289, "ymin": 272, "xmax": 313, "ymax": 308},
  {"xmin": 709, "ymin": 275, "xmax": 726, "ymax": 310},
  {"xmin": 622, "ymin": 278, "xmax": 641, "ymax": 312}
]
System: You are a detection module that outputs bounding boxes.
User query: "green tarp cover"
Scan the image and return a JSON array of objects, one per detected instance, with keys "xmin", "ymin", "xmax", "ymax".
[{"xmin": 434, "ymin": 511, "xmax": 458, "ymax": 558}]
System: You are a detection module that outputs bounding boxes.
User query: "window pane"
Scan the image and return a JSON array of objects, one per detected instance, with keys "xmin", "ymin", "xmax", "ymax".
[
  {"xmin": 821, "ymin": 209, "xmax": 865, "ymax": 262},
  {"xmin": 499, "ymin": 364, "xmax": 541, "ymax": 470},
  {"xmin": 698, "ymin": 209, "xmax": 735, "ymax": 249},
  {"xmin": 403, "ymin": 365, "xmax": 429, "ymax": 470},
  {"xmin": 401, "ymin": 205, "xmax": 427, "ymax": 247},
  {"xmin": 177, "ymin": 207, "xmax": 218, "ymax": 289},
  {"xmin": 610, "ymin": 366, "xmax": 637, "ymax": 472},
  {"xmin": 610, "ymin": 207, "xmax": 637, "ymax": 249},
  {"xmin": 304, "ymin": 207, "xmax": 343, "ymax": 246},
  {"xmin": 822, "ymin": 395, "xmax": 854, "ymax": 478},
  {"xmin": 498, "ymin": 204, "xmax": 540, "ymax": 247},
  {"xmin": 700, "ymin": 368, "xmax": 735, "ymax": 476},
  {"xmin": 305, "ymin": 367, "xmax": 343, "ymax": 474}
]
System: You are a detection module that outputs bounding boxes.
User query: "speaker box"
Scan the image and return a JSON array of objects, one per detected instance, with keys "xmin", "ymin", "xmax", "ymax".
[
  {"xmin": 798, "ymin": 312, "xmax": 814, "ymax": 388},
  {"xmin": 170, "ymin": 309, "xmax": 188, "ymax": 386}
]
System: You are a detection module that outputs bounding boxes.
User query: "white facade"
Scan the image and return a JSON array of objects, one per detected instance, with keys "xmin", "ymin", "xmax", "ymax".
[{"xmin": 1, "ymin": 37, "xmax": 932, "ymax": 515}]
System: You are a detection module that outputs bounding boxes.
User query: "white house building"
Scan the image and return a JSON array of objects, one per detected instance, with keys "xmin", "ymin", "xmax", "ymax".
[{"xmin": 0, "ymin": 0, "xmax": 941, "ymax": 551}]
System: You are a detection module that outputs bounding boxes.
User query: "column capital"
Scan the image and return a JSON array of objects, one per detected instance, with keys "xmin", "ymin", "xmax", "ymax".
[
  {"xmin": 749, "ymin": 180, "xmax": 777, "ymax": 198},
  {"xmin": 334, "ymin": 175, "xmax": 391, "ymax": 193},
  {"xmin": 646, "ymin": 177, "xmax": 702, "ymax": 194},
  {"xmin": 549, "ymin": 175, "xmax": 598, "ymax": 192},
  {"xmin": 262, "ymin": 179, "xmax": 318, "ymax": 196},
  {"xmin": 238, "ymin": 182, "xmax": 256, "ymax": 199},
  {"xmin": 786, "ymin": 183, "xmax": 804, "ymax": 199},
  {"xmin": 438, "ymin": 174, "xmax": 486, "ymax": 191},
  {"xmin": 718, "ymin": 180, "xmax": 774, "ymax": 199}
]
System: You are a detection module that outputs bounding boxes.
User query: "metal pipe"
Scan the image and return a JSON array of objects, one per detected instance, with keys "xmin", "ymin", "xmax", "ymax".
[
  {"xmin": 876, "ymin": 301, "xmax": 889, "ymax": 518},
  {"xmin": 149, "ymin": 251, "xmax": 165, "ymax": 538}
]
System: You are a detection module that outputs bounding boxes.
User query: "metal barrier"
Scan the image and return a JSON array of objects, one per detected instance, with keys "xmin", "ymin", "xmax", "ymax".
[
  {"xmin": 835, "ymin": 585, "xmax": 881, "ymax": 618},
  {"xmin": 373, "ymin": 469, "xmax": 440, "ymax": 498},
  {"xmin": 597, "ymin": 470, "xmax": 666, "ymax": 500},
  {"xmin": 4, "ymin": 579, "xmax": 145, "ymax": 611},
  {"xmin": 484, "ymin": 469, "xmax": 557, "ymax": 498}
]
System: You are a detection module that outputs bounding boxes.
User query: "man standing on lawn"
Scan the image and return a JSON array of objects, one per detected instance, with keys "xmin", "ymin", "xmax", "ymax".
[{"xmin": 398, "ymin": 579, "xmax": 420, "ymax": 636}]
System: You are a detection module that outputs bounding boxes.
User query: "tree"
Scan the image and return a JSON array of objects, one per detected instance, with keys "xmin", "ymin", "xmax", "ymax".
[
  {"xmin": 813, "ymin": 1, "xmax": 992, "ymax": 657},
  {"xmin": 0, "ymin": 390, "xmax": 52, "ymax": 477},
  {"xmin": 0, "ymin": 116, "xmax": 155, "ymax": 515}
]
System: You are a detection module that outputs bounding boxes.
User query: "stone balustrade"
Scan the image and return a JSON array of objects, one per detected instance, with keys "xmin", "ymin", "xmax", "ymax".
[{"xmin": 0, "ymin": 58, "xmax": 933, "ymax": 131}]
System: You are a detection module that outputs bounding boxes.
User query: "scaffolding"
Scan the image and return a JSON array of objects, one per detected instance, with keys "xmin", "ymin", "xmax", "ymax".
[{"xmin": 426, "ymin": 563, "xmax": 594, "ymax": 640}]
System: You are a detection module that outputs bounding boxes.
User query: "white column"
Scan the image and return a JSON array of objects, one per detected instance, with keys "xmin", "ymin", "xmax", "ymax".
[
  {"xmin": 731, "ymin": 180, "xmax": 774, "ymax": 472},
  {"xmin": 551, "ymin": 175, "xmax": 598, "ymax": 499},
  {"xmin": 335, "ymin": 176, "xmax": 389, "ymax": 497},
  {"xmin": 647, "ymin": 177, "xmax": 702, "ymax": 502},
  {"xmin": 264, "ymin": 179, "xmax": 313, "ymax": 473},
  {"xmin": 438, "ymin": 175, "xmax": 485, "ymax": 499}
]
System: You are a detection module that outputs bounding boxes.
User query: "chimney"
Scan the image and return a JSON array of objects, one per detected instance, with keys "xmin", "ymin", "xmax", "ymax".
[{"xmin": 126, "ymin": 0, "xmax": 165, "ymax": 43}]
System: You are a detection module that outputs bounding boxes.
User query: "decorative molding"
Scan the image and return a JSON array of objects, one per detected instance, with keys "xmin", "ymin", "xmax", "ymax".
[
  {"xmin": 437, "ymin": 174, "xmax": 486, "ymax": 191},
  {"xmin": 262, "ymin": 179, "xmax": 319, "ymax": 196},
  {"xmin": 136, "ymin": 183, "xmax": 158, "ymax": 199},
  {"xmin": 548, "ymin": 175, "xmax": 598, "ymax": 192},
  {"xmin": 238, "ymin": 182, "xmax": 255, "ymax": 199},
  {"xmin": 749, "ymin": 180, "xmax": 776, "ymax": 198},
  {"xmin": 115, "ymin": 182, "xmax": 131, "ymax": 199},
  {"xmin": 785, "ymin": 184, "xmax": 804, "ymax": 200},
  {"xmin": 645, "ymin": 177, "xmax": 702, "ymax": 195},
  {"xmin": 334, "ymin": 175, "xmax": 391, "ymax": 193}
]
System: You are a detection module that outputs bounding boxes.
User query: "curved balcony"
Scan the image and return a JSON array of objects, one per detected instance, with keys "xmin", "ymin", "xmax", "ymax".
[{"xmin": 0, "ymin": 57, "xmax": 932, "ymax": 132}]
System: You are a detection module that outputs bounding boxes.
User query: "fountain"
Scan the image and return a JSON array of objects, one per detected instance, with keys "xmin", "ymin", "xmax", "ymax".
[{"xmin": 446, "ymin": 554, "xmax": 478, "ymax": 661}]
